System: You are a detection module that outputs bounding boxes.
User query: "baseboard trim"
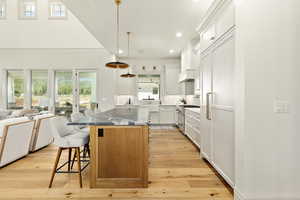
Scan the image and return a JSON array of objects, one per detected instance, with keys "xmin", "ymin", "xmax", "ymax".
[
  {"xmin": 234, "ymin": 188, "xmax": 245, "ymax": 200},
  {"xmin": 234, "ymin": 188, "xmax": 300, "ymax": 200}
]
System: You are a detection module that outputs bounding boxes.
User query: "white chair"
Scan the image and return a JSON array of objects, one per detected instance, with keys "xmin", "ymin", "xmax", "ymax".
[
  {"xmin": 0, "ymin": 117, "xmax": 35, "ymax": 168},
  {"xmin": 71, "ymin": 112, "xmax": 89, "ymax": 133},
  {"xmin": 84, "ymin": 109, "xmax": 94, "ymax": 117},
  {"xmin": 30, "ymin": 114, "xmax": 55, "ymax": 152},
  {"xmin": 49, "ymin": 116, "xmax": 89, "ymax": 188}
]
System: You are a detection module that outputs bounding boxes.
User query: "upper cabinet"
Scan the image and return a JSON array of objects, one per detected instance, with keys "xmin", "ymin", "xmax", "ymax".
[
  {"xmin": 181, "ymin": 40, "xmax": 200, "ymax": 72},
  {"xmin": 197, "ymin": 0, "xmax": 235, "ymax": 54},
  {"xmin": 164, "ymin": 65, "xmax": 181, "ymax": 95}
]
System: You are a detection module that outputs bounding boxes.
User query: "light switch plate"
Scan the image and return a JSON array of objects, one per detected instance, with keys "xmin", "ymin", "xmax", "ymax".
[{"xmin": 274, "ymin": 100, "xmax": 289, "ymax": 113}]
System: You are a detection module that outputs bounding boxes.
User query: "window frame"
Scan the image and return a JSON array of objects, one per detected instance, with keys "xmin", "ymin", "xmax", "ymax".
[
  {"xmin": 137, "ymin": 74, "xmax": 161, "ymax": 101},
  {"xmin": 6, "ymin": 70, "xmax": 26, "ymax": 110},
  {"xmin": 18, "ymin": 0, "xmax": 37, "ymax": 20},
  {"xmin": 0, "ymin": 0, "xmax": 6, "ymax": 20},
  {"xmin": 48, "ymin": 0, "xmax": 67, "ymax": 20},
  {"xmin": 31, "ymin": 70, "xmax": 49, "ymax": 111}
]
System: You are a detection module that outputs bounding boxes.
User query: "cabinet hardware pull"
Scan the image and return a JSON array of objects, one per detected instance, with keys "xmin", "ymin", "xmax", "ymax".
[
  {"xmin": 98, "ymin": 129, "xmax": 104, "ymax": 137},
  {"xmin": 206, "ymin": 92, "xmax": 213, "ymax": 120}
]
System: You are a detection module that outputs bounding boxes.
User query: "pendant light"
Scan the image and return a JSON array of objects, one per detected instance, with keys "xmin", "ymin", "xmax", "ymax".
[
  {"xmin": 120, "ymin": 32, "xmax": 136, "ymax": 78},
  {"xmin": 106, "ymin": 0, "xmax": 129, "ymax": 69}
]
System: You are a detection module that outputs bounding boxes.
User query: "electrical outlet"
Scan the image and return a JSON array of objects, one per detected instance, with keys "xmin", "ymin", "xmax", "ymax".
[{"xmin": 274, "ymin": 100, "xmax": 289, "ymax": 113}]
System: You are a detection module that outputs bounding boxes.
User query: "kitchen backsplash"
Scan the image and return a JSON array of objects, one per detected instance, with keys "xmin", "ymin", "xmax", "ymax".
[{"xmin": 185, "ymin": 95, "xmax": 200, "ymax": 106}]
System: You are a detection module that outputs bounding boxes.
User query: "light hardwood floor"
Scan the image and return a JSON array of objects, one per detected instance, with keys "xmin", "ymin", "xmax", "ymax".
[{"xmin": 0, "ymin": 127, "xmax": 233, "ymax": 200}]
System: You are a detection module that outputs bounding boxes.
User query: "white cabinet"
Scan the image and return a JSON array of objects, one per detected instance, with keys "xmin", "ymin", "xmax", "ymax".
[
  {"xmin": 199, "ymin": 24, "xmax": 216, "ymax": 53},
  {"xmin": 185, "ymin": 108, "xmax": 201, "ymax": 148},
  {"xmin": 199, "ymin": 53, "xmax": 213, "ymax": 160},
  {"xmin": 181, "ymin": 41, "xmax": 200, "ymax": 72},
  {"xmin": 148, "ymin": 105, "xmax": 177, "ymax": 125},
  {"xmin": 197, "ymin": 0, "xmax": 235, "ymax": 187},
  {"xmin": 164, "ymin": 65, "xmax": 181, "ymax": 95},
  {"xmin": 159, "ymin": 106, "xmax": 176, "ymax": 124},
  {"xmin": 211, "ymin": 34, "xmax": 235, "ymax": 186}
]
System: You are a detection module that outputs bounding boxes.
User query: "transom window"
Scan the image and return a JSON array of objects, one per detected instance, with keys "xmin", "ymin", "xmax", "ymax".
[
  {"xmin": 0, "ymin": 0, "xmax": 6, "ymax": 19},
  {"xmin": 19, "ymin": 0, "xmax": 37, "ymax": 19},
  {"xmin": 49, "ymin": 0, "xmax": 67, "ymax": 19}
]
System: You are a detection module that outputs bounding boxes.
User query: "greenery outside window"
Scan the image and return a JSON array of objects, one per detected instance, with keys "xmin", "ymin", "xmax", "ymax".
[
  {"xmin": 55, "ymin": 71, "xmax": 73, "ymax": 118},
  {"xmin": 7, "ymin": 70, "xmax": 25, "ymax": 110},
  {"xmin": 31, "ymin": 70, "xmax": 48, "ymax": 111}
]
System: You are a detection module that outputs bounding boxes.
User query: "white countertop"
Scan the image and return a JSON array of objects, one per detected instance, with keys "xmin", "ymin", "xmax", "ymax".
[{"xmin": 185, "ymin": 107, "xmax": 201, "ymax": 114}]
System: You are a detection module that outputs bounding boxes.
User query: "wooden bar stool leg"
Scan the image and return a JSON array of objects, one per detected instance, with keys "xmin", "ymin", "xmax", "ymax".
[
  {"xmin": 71, "ymin": 150, "xmax": 77, "ymax": 170},
  {"xmin": 76, "ymin": 147, "xmax": 83, "ymax": 188},
  {"xmin": 49, "ymin": 147, "xmax": 63, "ymax": 188},
  {"xmin": 68, "ymin": 148, "xmax": 72, "ymax": 172},
  {"xmin": 87, "ymin": 144, "xmax": 90, "ymax": 158}
]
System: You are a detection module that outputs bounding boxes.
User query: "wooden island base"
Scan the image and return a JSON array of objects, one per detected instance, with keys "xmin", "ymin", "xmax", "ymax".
[{"xmin": 89, "ymin": 125, "xmax": 149, "ymax": 188}]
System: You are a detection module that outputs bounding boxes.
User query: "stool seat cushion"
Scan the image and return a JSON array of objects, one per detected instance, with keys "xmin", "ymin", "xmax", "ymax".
[
  {"xmin": 54, "ymin": 132, "xmax": 89, "ymax": 148},
  {"xmin": 78, "ymin": 127, "xmax": 89, "ymax": 134}
]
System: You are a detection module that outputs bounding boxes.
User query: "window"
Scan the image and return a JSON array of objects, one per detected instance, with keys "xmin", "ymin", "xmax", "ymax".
[
  {"xmin": 49, "ymin": 0, "xmax": 67, "ymax": 19},
  {"xmin": 0, "ymin": 0, "xmax": 6, "ymax": 19},
  {"xmin": 78, "ymin": 71, "xmax": 97, "ymax": 112},
  {"xmin": 55, "ymin": 71, "xmax": 73, "ymax": 118},
  {"xmin": 137, "ymin": 75, "xmax": 160, "ymax": 101},
  {"xmin": 31, "ymin": 70, "xmax": 48, "ymax": 111},
  {"xmin": 7, "ymin": 70, "xmax": 25, "ymax": 110},
  {"xmin": 19, "ymin": 0, "xmax": 37, "ymax": 19}
]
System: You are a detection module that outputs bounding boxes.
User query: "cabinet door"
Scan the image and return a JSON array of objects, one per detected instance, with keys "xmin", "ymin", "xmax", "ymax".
[
  {"xmin": 165, "ymin": 66, "xmax": 181, "ymax": 95},
  {"xmin": 90, "ymin": 126, "xmax": 148, "ymax": 188},
  {"xmin": 211, "ymin": 34, "xmax": 235, "ymax": 186},
  {"xmin": 200, "ymin": 53, "xmax": 213, "ymax": 160},
  {"xmin": 200, "ymin": 24, "xmax": 216, "ymax": 53},
  {"xmin": 159, "ymin": 107, "xmax": 176, "ymax": 124}
]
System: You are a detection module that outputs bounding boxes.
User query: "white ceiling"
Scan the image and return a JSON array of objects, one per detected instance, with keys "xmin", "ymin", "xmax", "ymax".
[{"xmin": 63, "ymin": 0, "xmax": 213, "ymax": 59}]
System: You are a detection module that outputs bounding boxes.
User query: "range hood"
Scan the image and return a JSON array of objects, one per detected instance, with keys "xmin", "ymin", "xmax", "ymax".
[{"xmin": 178, "ymin": 69, "xmax": 197, "ymax": 83}]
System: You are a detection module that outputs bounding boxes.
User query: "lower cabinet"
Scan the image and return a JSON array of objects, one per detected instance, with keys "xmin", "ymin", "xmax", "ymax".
[
  {"xmin": 149, "ymin": 105, "xmax": 177, "ymax": 125},
  {"xmin": 184, "ymin": 109, "xmax": 201, "ymax": 148}
]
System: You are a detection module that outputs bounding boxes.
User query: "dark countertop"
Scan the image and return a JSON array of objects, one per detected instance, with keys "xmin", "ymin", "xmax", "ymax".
[{"xmin": 67, "ymin": 108, "xmax": 149, "ymax": 126}]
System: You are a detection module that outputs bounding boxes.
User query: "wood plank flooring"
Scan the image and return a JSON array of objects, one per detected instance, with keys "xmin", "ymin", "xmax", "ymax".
[{"xmin": 0, "ymin": 127, "xmax": 233, "ymax": 200}]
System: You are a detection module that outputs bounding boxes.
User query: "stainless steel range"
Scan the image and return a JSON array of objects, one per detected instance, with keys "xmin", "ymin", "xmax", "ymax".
[{"xmin": 176, "ymin": 105, "xmax": 200, "ymax": 134}]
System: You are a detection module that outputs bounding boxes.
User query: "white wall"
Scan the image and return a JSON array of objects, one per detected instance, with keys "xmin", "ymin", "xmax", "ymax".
[
  {"xmin": 0, "ymin": 0, "xmax": 102, "ymax": 48},
  {"xmin": 234, "ymin": 0, "xmax": 300, "ymax": 199}
]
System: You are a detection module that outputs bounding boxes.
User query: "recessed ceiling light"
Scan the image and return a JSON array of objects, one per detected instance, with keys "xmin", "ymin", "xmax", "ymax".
[
  {"xmin": 118, "ymin": 49, "xmax": 123, "ymax": 54},
  {"xmin": 176, "ymin": 32, "xmax": 183, "ymax": 38},
  {"xmin": 169, "ymin": 49, "xmax": 175, "ymax": 54}
]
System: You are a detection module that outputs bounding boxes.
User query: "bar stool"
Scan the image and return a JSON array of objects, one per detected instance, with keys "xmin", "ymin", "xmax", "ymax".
[
  {"xmin": 70, "ymin": 112, "xmax": 90, "ymax": 163},
  {"xmin": 48, "ymin": 117, "xmax": 89, "ymax": 188}
]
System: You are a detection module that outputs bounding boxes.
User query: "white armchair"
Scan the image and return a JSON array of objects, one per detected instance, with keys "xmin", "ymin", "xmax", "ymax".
[
  {"xmin": 29, "ymin": 114, "xmax": 55, "ymax": 152},
  {"xmin": 0, "ymin": 117, "xmax": 35, "ymax": 167}
]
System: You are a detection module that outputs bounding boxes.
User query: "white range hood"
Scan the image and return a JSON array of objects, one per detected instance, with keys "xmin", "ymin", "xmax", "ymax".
[{"xmin": 178, "ymin": 69, "xmax": 197, "ymax": 83}]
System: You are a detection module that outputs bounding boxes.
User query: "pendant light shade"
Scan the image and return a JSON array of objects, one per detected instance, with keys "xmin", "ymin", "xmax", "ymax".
[
  {"xmin": 106, "ymin": 61, "xmax": 129, "ymax": 69},
  {"xmin": 120, "ymin": 32, "xmax": 136, "ymax": 78},
  {"xmin": 120, "ymin": 73, "xmax": 136, "ymax": 78},
  {"xmin": 106, "ymin": 0, "xmax": 129, "ymax": 69}
]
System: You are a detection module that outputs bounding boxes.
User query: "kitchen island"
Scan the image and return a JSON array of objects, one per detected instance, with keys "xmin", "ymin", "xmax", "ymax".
[{"xmin": 69, "ymin": 108, "xmax": 149, "ymax": 188}]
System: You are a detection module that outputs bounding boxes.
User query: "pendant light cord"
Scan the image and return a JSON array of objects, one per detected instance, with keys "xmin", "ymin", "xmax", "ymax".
[
  {"xmin": 127, "ymin": 32, "xmax": 130, "ymax": 73},
  {"xmin": 116, "ymin": 4, "xmax": 120, "ymax": 61}
]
